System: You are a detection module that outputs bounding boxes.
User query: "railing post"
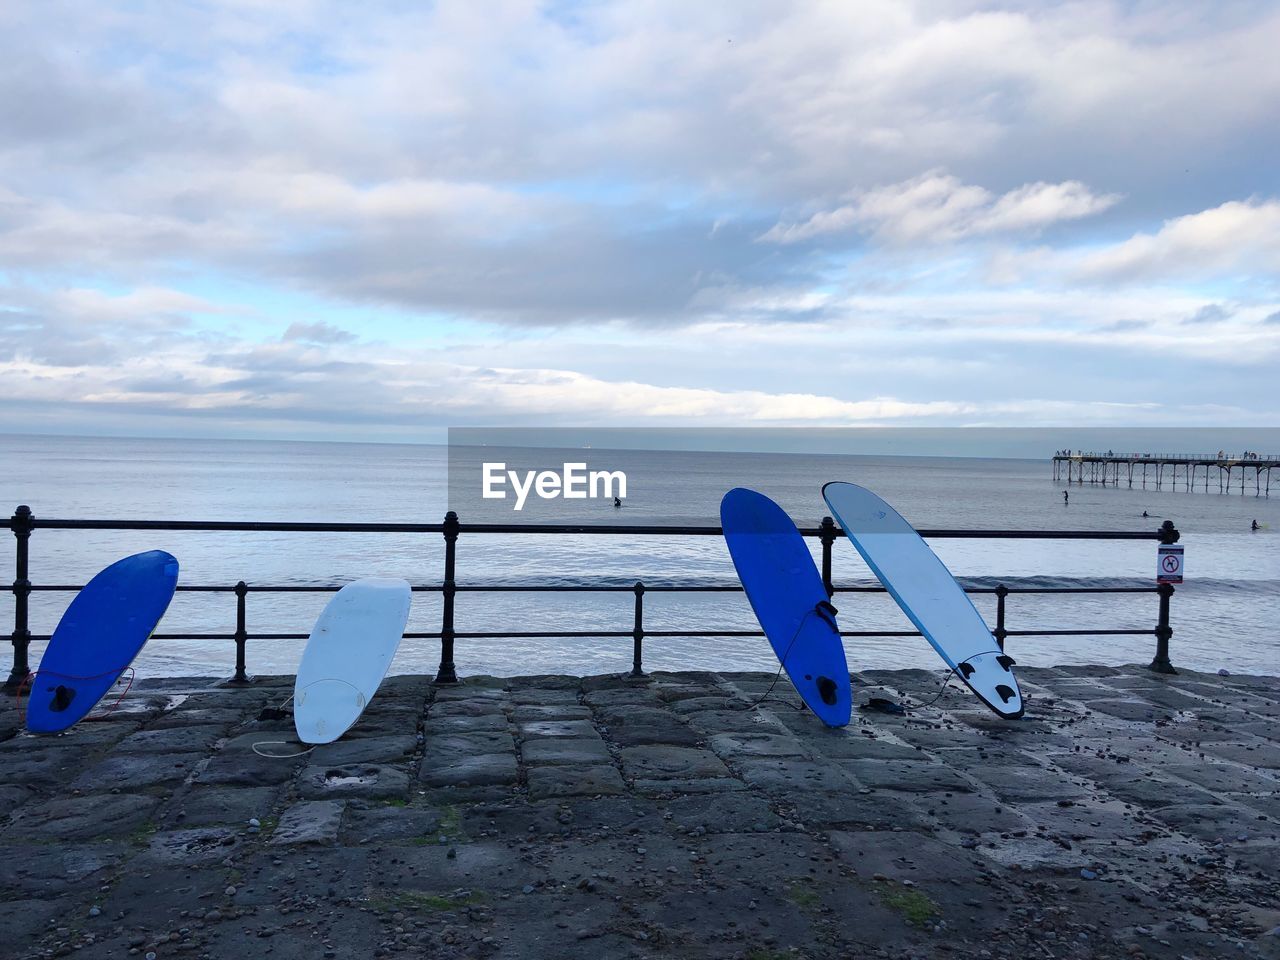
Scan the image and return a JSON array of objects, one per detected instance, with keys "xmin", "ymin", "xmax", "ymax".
[
  {"xmin": 993, "ymin": 583, "xmax": 1008, "ymax": 652},
  {"xmin": 819, "ymin": 515, "xmax": 837, "ymax": 598},
  {"xmin": 1150, "ymin": 582, "xmax": 1176, "ymax": 674},
  {"xmin": 435, "ymin": 511, "xmax": 459, "ymax": 683},
  {"xmin": 5, "ymin": 505, "xmax": 33, "ymax": 694},
  {"xmin": 226, "ymin": 580, "xmax": 253, "ymax": 685},
  {"xmin": 630, "ymin": 581, "xmax": 646, "ymax": 678},
  {"xmin": 1150, "ymin": 520, "xmax": 1179, "ymax": 674}
]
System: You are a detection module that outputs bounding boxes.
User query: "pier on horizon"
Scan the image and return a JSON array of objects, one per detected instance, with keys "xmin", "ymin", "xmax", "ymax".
[{"xmin": 1053, "ymin": 449, "xmax": 1277, "ymax": 495}]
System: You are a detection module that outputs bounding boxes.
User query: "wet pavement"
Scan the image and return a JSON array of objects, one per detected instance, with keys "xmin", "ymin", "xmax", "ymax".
[{"xmin": 1, "ymin": 664, "xmax": 1279, "ymax": 959}]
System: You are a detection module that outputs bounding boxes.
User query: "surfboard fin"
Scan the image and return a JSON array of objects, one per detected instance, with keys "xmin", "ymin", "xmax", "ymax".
[
  {"xmin": 995, "ymin": 684, "xmax": 1016, "ymax": 703},
  {"xmin": 814, "ymin": 600, "xmax": 839, "ymax": 631},
  {"xmin": 996, "ymin": 655, "xmax": 1016, "ymax": 671},
  {"xmin": 957, "ymin": 662, "xmax": 976, "ymax": 680},
  {"xmin": 49, "ymin": 684, "xmax": 76, "ymax": 712},
  {"xmin": 816, "ymin": 676, "xmax": 838, "ymax": 706}
]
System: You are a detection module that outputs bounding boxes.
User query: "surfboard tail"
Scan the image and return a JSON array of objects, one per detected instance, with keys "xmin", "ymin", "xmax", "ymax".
[{"xmin": 955, "ymin": 652, "xmax": 1024, "ymax": 719}]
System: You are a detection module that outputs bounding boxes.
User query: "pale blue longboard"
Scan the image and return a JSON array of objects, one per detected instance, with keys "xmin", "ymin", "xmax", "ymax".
[
  {"xmin": 26, "ymin": 550, "xmax": 180, "ymax": 734},
  {"xmin": 721, "ymin": 488, "xmax": 851, "ymax": 727},
  {"xmin": 294, "ymin": 578, "xmax": 412, "ymax": 744},
  {"xmin": 823, "ymin": 482, "xmax": 1022, "ymax": 719}
]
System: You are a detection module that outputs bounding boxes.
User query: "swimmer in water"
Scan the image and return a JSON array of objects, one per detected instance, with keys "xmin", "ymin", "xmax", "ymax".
[
  {"xmin": 1063, "ymin": 490, "xmax": 1069, "ymax": 504},
  {"xmin": 614, "ymin": 496, "xmax": 622, "ymax": 508},
  {"xmin": 1142, "ymin": 510, "xmax": 1149, "ymax": 517},
  {"xmin": 1253, "ymin": 519, "xmax": 1260, "ymax": 531}
]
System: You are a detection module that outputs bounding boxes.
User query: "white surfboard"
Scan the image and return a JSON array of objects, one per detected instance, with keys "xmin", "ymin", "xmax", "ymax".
[
  {"xmin": 294, "ymin": 578, "xmax": 413, "ymax": 744},
  {"xmin": 822, "ymin": 482, "xmax": 1023, "ymax": 719}
]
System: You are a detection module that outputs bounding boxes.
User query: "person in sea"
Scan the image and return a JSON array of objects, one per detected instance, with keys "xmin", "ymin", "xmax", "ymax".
[
  {"xmin": 613, "ymin": 496, "xmax": 622, "ymax": 508},
  {"xmin": 1253, "ymin": 519, "xmax": 1260, "ymax": 531},
  {"xmin": 1063, "ymin": 490, "xmax": 1069, "ymax": 504}
]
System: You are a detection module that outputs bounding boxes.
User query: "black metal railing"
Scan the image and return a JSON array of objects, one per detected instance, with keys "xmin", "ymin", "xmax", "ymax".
[{"xmin": 4, "ymin": 505, "xmax": 1182, "ymax": 691}]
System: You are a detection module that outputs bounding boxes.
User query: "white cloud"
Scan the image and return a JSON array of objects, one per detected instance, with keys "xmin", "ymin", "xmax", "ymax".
[
  {"xmin": 977, "ymin": 198, "xmax": 1280, "ymax": 287},
  {"xmin": 281, "ymin": 321, "xmax": 357, "ymax": 344},
  {"xmin": 0, "ymin": 338, "xmax": 1174, "ymax": 430},
  {"xmin": 761, "ymin": 172, "xmax": 1120, "ymax": 245},
  {"xmin": 1071, "ymin": 199, "xmax": 1280, "ymax": 282}
]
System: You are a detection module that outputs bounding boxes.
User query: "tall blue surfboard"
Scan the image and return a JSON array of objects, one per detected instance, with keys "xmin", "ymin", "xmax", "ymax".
[
  {"xmin": 721, "ymin": 488, "xmax": 851, "ymax": 727},
  {"xmin": 25, "ymin": 550, "xmax": 179, "ymax": 734},
  {"xmin": 823, "ymin": 482, "xmax": 1022, "ymax": 719}
]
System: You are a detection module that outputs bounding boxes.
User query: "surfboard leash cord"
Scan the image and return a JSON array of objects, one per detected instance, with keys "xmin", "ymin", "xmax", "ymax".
[
  {"xmin": 908, "ymin": 670, "xmax": 955, "ymax": 711},
  {"xmin": 906, "ymin": 652, "xmax": 1023, "ymax": 713},
  {"xmin": 251, "ymin": 740, "xmax": 316, "ymax": 758},
  {"xmin": 740, "ymin": 602, "xmax": 838, "ymax": 713},
  {"xmin": 251, "ymin": 692, "xmax": 317, "ymax": 758}
]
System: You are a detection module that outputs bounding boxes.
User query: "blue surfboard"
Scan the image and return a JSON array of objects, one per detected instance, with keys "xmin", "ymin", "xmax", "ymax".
[
  {"xmin": 721, "ymin": 488, "xmax": 851, "ymax": 727},
  {"xmin": 823, "ymin": 482, "xmax": 1022, "ymax": 719},
  {"xmin": 25, "ymin": 550, "xmax": 179, "ymax": 734}
]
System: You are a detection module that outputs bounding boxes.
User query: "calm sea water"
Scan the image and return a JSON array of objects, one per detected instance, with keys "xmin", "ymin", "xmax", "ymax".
[{"xmin": 1, "ymin": 434, "xmax": 1277, "ymax": 679}]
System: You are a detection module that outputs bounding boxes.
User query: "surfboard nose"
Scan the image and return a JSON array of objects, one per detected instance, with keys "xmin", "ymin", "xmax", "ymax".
[{"xmin": 294, "ymin": 678, "xmax": 368, "ymax": 744}]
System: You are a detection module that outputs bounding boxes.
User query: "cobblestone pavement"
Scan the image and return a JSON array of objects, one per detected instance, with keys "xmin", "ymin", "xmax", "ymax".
[{"xmin": 2, "ymin": 665, "xmax": 1279, "ymax": 960}]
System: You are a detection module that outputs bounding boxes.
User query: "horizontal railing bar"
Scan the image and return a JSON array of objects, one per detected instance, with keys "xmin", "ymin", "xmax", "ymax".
[
  {"xmin": 446, "ymin": 524, "xmax": 1167, "ymax": 540},
  {"xmin": 14, "ymin": 516, "xmax": 1167, "ymax": 540},
  {"xmin": 20, "ymin": 627, "xmax": 1159, "ymax": 643},
  {"xmin": 1002, "ymin": 628, "xmax": 1156, "ymax": 636},
  {"xmin": 21, "ymin": 582, "xmax": 1160, "ymax": 596},
  {"xmin": 20, "ymin": 519, "xmax": 447, "ymax": 533}
]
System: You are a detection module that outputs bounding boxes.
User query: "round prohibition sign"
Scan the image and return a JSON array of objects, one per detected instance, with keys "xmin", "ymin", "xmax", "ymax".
[{"xmin": 1161, "ymin": 554, "xmax": 1181, "ymax": 573}]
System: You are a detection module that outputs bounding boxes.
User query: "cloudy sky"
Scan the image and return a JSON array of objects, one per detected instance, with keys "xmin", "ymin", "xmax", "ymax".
[{"xmin": 1, "ymin": 0, "xmax": 1278, "ymax": 441}]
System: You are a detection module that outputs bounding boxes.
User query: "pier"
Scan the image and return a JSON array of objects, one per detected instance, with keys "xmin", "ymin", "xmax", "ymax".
[{"xmin": 1053, "ymin": 451, "xmax": 1278, "ymax": 495}]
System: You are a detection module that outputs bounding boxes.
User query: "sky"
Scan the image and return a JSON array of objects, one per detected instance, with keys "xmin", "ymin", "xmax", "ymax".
[{"xmin": 1, "ymin": 0, "xmax": 1278, "ymax": 442}]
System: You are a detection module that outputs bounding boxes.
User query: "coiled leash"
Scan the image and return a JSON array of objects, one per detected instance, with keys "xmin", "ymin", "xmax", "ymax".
[
  {"xmin": 250, "ymin": 692, "xmax": 316, "ymax": 758},
  {"xmin": 249, "ymin": 678, "xmax": 364, "ymax": 758}
]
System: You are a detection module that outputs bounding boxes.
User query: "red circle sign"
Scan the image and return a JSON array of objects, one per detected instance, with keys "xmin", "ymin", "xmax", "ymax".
[{"xmin": 1162, "ymin": 555, "xmax": 1180, "ymax": 572}]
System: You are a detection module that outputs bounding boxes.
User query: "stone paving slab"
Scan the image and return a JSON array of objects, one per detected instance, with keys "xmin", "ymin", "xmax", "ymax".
[
  {"xmin": 309, "ymin": 734, "xmax": 418, "ymax": 765},
  {"xmin": 618, "ymin": 745, "xmax": 732, "ymax": 780},
  {"xmin": 114, "ymin": 723, "xmax": 228, "ymax": 754},
  {"xmin": 419, "ymin": 752, "xmax": 520, "ymax": 788},
  {"xmin": 2, "ymin": 666, "xmax": 1280, "ymax": 960},
  {"xmin": 298, "ymin": 762, "xmax": 411, "ymax": 799},
  {"xmin": 71, "ymin": 751, "xmax": 203, "ymax": 792},
  {"xmin": 272, "ymin": 799, "xmax": 346, "ymax": 845},
  {"xmin": 522, "ymin": 738, "xmax": 611, "ymax": 765},
  {"xmin": 527, "ymin": 763, "xmax": 626, "ymax": 799},
  {"xmin": 164, "ymin": 783, "xmax": 278, "ymax": 829},
  {"xmin": 517, "ymin": 718, "xmax": 597, "ymax": 739},
  {"xmin": 0, "ymin": 793, "xmax": 158, "ymax": 842}
]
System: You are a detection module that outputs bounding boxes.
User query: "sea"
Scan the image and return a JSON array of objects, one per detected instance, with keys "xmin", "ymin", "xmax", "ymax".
[{"xmin": 1, "ymin": 433, "xmax": 1277, "ymax": 680}]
